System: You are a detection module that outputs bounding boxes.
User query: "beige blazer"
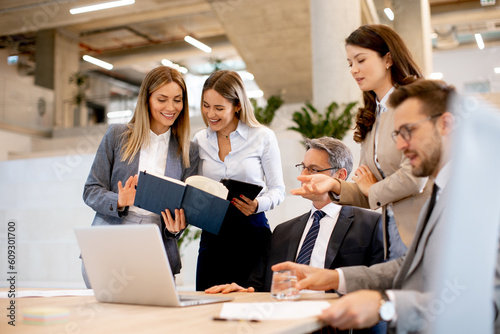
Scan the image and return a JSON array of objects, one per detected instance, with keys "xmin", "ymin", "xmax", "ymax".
[{"xmin": 332, "ymin": 108, "xmax": 432, "ymax": 256}]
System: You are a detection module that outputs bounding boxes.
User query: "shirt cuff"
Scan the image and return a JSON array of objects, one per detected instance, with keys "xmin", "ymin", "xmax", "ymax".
[
  {"xmin": 336, "ymin": 269, "xmax": 347, "ymax": 295},
  {"xmin": 386, "ymin": 289, "xmax": 398, "ymax": 326}
]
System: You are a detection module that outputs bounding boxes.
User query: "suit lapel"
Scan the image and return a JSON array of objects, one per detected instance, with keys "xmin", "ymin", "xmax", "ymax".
[
  {"xmin": 395, "ymin": 185, "xmax": 448, "ymax": 286},
  {"xmin": 286, "ymin": 212, "xmax": 310, "ymax": 262},
  {"xmin": 324, "ymin": 206, "xmax": 353, "ymax": 269},
  {"xmin": 165, "ymin": 134, "xmax": 182, "ymax": 179}
]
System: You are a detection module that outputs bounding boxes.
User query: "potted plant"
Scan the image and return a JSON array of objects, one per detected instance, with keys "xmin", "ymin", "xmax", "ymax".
[
  {"xmin": 251, "ymin": 95, "xmax": 284, "ymax": 126},
  {"xmin": 288, "ymin": 101, "xmax": 357, "ymax": 143}
]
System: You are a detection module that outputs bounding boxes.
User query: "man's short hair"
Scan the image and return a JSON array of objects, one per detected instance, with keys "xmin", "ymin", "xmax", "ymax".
[
  {"xmin": 388, "ymin": 79, "xmax": 456, "ymax": 117},
  {"xmin": 305, "ymin": 137, "xmax": 353, "ymax": 178}
]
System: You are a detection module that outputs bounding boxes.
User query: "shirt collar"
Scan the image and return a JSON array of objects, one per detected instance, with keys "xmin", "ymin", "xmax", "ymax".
[
  {"xmin": 310, "ymin": 201, "xmax": 342, "ymax": 220},
  {"xmin": 434, "ymin": 161, "xmax": 452, "ymax": 191},
  {"xmin": 149, "ymin": 128, "xmax": 171, "ymax": 144},
  {"xmin": 376, "ymin": 86, "xmax": 395, "ymax": 114},
  {"xmin": 206, "ymin": 120, "xmax": 247, "ymax": 140}
]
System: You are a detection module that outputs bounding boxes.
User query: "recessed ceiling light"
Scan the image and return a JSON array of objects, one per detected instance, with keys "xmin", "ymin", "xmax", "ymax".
[
  {"xmin": 107, "ymin": 110, "xmax": 133, "ymax": 119},
  {"xmin": 475, "ymin": 33, "xmax": 485, "ymax": 50},
  {"xmin": 429, "ymin": 72, "xmax": 444, "ymax": 80},
  {"xmin": 184, "ymin": 36, "xmax": 212, "ymax": 53},
  {"xmin": 247, "ymin": 90, "xmax": 264, "ymax": 98},
  {"xmin": 70, "ymin": 0, "xmax": 135, "ymax": 15},
  {"xmin": 384, "ymin": 8, "xmax": 394, "ymax": 21},
  {"xmin": 494, "ymin": 67, "xmax": 500, "ymax": 74},
  {"xmin": 83, "ymin": 55, "xmax": 113, "ymax": 70}
]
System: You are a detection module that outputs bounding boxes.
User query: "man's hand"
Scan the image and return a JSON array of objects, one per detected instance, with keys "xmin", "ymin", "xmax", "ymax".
[
  {"xmin": 271, "ymin": 262, "xmax": 339, "ymax": 291},
  {"xmin": 319, "ymin": 290, "xmax": 383, "ymax": 330},
  {"xmin": 352, "ymin": 165, "xmax": 378, "ymax": 197},
  {"xmin": 290, "ymin": 174, "xmax": 341, "ymax": 197},
  {"xmin": 205, "ymin": 283, "xmax": 255, "ymax": 294},
  {"xmin": 117, "ymin": 174, "xmax": 138, "ymax": 208}
]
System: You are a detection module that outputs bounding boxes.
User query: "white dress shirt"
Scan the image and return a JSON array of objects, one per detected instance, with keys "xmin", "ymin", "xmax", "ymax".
[
  {"xmin": 193, "ymin": 121, "xmax": 285, "ymax": 213},
  {"xmin": 296, "ymin": 202, "xmax": 342, "ymax": 269},
  {"xmin": 129, "ymin": 129, "xmax": 171, "ymax": 215}
]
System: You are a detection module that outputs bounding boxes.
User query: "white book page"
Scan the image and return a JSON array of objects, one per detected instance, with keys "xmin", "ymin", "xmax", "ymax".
[
  {"xmin": 219, "ymin": 301, "xmax": 331, "ymax": 320},
  {"xmin": 145, "ymin": 170, "xmax": 186, "ymax": 186},
  {"xmin": 185, "ymin": 175, "xmax": 228, "ymax": 199}
]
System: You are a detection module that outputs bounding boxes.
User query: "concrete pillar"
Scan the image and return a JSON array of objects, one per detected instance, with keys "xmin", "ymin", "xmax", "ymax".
[
  {"xmin": 393, "ymin": 0, "xmax": 433, "ymax": 76},
  {"xmin": 310, "ymin": 0, "xmax": 362, "ymax": 111},
  {"xmin": 35, "ymin": 29, "xmax": 80, "ymax": 128}
]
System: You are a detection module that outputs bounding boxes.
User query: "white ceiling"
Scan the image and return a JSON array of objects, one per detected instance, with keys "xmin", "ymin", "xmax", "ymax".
[{"xmin": 1, "ymin": 0, "xmax": 500, "ymax": 101}]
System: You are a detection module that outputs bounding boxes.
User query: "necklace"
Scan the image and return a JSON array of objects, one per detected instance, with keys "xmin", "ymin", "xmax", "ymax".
[{"xmin": 217, "ymin": 131, "xmax": 230, "ymax": 139}]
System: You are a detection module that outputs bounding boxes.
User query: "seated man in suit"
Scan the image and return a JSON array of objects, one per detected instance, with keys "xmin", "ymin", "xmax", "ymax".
[
  {"xmin": 206, "ymin": 136, "xmax": 384, "ymax": 291},
  {"xmin": 273, "ymin": 79, "xmax": 500, "ymax": 333}
]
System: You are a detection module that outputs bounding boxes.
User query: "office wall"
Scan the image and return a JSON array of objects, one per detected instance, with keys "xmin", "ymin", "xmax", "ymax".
[{"xmin": 0, "ymin": 49, "xmax": 54, "ymax": 132}]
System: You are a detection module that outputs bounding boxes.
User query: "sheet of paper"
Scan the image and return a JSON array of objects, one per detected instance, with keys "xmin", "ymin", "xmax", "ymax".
[
  {"xmin": 0, "ymin": 289, "xmax": 95, "ymax": 298},
  {"xmin": 219, "ymin": 301, "xmax": 331, "ymax": 320}
]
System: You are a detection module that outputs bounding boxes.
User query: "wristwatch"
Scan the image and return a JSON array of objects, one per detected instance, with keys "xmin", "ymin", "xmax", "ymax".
[{"xmin": 378, "ymin": 290, "xmax": 396, "ymax": 322}]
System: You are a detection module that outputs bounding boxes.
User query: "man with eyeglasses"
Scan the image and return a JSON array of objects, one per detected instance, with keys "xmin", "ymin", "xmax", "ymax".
[
  {"xmin": 207, "ymin": 136, "xmax": 386, "ymax": 331},
  {"xmin": 206, "ymin": 138, "xmax": 385, "ymax": 312},
  {"xmin": 272, "ymin": 80, "xmax": 500, "ymax": 333}
]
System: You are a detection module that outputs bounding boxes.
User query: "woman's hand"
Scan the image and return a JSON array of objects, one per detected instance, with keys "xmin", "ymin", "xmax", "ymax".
[
  {"xmin": 290, "ymin": 174, "xmax": 340, "ymax": 197},
  {"xmin": 231, "ymin": 194, "xmax": 258, "ymax": 216},
  {"xmin": 117, "ymin": 174, "xmax": 138, "ymax": 208},
  {"xmin": 161, "ymin": 208, "xmax": 186, "ymax": 234},
  {"xmin": 352, "ymin": 165, "xmax": 378, "ymax": 197},
  {"xmin": 205, "ymin": 283, "xmax": 255, "ymax": 294}
]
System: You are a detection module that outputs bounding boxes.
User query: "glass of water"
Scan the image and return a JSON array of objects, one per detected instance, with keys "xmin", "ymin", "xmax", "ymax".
[{"xmin": 270, "ymin": 270, "xmax": 300, "ymax": 300}]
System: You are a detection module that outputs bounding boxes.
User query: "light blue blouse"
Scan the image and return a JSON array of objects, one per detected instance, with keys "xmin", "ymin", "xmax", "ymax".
[{"xmin": 193, "ymin": 121, "xmax": 285, "ymax": 213}]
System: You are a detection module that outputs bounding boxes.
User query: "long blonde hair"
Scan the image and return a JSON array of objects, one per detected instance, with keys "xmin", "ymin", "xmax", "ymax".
[
  {"xmin": 201, "ymin": 70, "xmax": 261, "ymax": 128},
  {"xmin": 121, "ymin": 66, "xmax": 191, "ymax": 167}
]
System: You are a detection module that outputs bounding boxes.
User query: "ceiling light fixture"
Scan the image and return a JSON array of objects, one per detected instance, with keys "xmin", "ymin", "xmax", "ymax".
[
  {"xmin": 161, "ymin": 59, "xmax": 188, "ymax": 74},
  {"xmin": 384, "ymin": 8, "xmax": 394, "ymax": 21},
  {"xmin": 83, "ymin": 55, "xmax": 113, "ymax": 70},
  {"xmin": 184, "ymin": 36, "xmax": 212, "ymax": 53},
  {"xmin": 107, "ymin": 110, "xmax": 133, "ymax": 119},
  {"xmin": 475, "ymin": 33, "xmax": 485, "ymax": 50},
  {"xmin": 429, "ymin": 72, "xmax": 444, "ymax": 80},
  {"xmin": 70, "ymin": 0, "xmax": 135, "ymax": 15},
  {"xmin": 247, "ymin": 90, "xmax": 264, "ymax": 98},
  {"xmin": 494, "ymin": 67, "xmax": 500, "ymax": 74}
]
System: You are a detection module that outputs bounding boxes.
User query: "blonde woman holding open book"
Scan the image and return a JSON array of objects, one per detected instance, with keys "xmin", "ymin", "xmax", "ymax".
[
  {"xmin": 193, "ymin": 70, "xmax": 285, "ymax": 291},
  {"xmin": 82, "ymin": 66, "xmax": 198, "ymax": 288}
]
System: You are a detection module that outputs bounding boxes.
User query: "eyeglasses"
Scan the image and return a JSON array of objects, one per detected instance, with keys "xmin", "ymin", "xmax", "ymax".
[
  {"xmin": 295, "ymin": 163, "xmax": 337, "ymax": 174},
  {"xmin": 391, "ymin": 114, "xmax": 443, "ymax": 143}
]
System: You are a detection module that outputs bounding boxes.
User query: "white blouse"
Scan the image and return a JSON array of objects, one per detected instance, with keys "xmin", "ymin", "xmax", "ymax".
[{"xmin": 193, "ymin": 121, "xmax": 285, "ymax": 213}]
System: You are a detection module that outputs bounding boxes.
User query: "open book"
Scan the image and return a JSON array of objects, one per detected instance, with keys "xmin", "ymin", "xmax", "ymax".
[{"xmin": 134, "ymin": 171, "xmax": 230, "ymax": 235}]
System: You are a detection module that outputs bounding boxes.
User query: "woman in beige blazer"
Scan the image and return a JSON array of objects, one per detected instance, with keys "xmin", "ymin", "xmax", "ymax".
[{"xmin": 294, "ymin": 25, "xmax": 431, "ymax": 260}]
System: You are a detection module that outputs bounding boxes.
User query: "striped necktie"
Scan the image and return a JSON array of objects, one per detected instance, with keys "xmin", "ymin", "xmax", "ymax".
[{"xmin": 296, "ymin": 210, "xmax": 326, "ymax": 265}]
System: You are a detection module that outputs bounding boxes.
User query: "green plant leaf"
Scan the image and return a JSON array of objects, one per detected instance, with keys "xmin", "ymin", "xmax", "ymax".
[
  {"xmin": 251, "ymin": 94, "xmax": 284, "ymax": 125},
  {"xmin": 288, "ymin": 100, "xmax": 358, "ymax": 144}
]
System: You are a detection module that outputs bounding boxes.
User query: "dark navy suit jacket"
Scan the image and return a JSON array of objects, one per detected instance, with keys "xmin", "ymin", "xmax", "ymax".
[{"xmin": 248, "ymin": 205, "xmax": 384, "ymax": 292}]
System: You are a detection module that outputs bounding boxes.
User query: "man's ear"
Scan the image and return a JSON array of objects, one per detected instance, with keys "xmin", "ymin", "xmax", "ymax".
[
  {"xmin": 334, "ymin": 168, "xmax": 348, "ymax": 181},
  {"xmin": 439, "ymin": 111, "xmax": 455, "ymax": 136}
]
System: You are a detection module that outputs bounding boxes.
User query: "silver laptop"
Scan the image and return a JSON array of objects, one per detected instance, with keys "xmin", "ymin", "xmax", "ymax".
[{"xmin": 75, "ymin": 224, "xmax": 233, "ymax": 307}]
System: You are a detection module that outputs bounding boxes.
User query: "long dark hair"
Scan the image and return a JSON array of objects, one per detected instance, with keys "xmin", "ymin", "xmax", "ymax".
[{"xmin": 346, "ymin": 25, "xmax": 423, "ymax": 143}]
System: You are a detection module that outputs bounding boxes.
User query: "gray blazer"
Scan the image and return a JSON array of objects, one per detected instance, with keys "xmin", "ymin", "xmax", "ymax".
[
  {"xmin": 83, "ymin": 124, "xmax": 199, "ymax": 274},
  {"xmin": 341, "ymin": 184, "xmax": 500, "ymax": 333}
]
